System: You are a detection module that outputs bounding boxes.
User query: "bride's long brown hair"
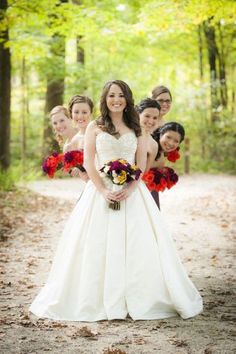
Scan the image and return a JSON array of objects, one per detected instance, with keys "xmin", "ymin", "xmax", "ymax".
[{"xmin": 96, "ymin": 80, "xmax": 141, "ymax": 137}]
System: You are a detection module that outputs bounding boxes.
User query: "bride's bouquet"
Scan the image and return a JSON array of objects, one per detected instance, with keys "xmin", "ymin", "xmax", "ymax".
[
  {"xmin": 100, "ymin": 158, "xmax": 142, "ymax": 210},
  {"xmin": 142, "ymin": 167, "xmax": 178, "ymax": 192},
  {"xmin": 42, "ymin": 150, "xmax": 85, "ymax": 178}
]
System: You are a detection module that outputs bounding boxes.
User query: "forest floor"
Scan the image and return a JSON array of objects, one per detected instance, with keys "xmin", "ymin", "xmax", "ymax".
[{"xmin": 0, "ymin": 174, "xmax": 236, "ymax": 354}]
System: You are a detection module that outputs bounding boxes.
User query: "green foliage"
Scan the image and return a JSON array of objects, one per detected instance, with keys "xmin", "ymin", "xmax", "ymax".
[
  {"xmin": 0, "ymin": 162, "xmax": 41, "ymax": 191},
  {"xmin": 1, "ymin": 0, "xmax": 236, "ymax": 176}
]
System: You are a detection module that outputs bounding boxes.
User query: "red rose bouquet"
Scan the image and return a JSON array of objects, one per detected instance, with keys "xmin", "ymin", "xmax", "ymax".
[
  {"xmin": 42, "ymin": 152, "xmax": 64, "ymax": 178},
  {"xmin": 42, "ymin": 150, "xmax": 85, "ymax": 178},
  {"xmin": 62, "ymin": 150, "xmax": 85, "ymax": 173},
  {"xmin": 142, "ymin": 167, "xmax": 178, "ymax": 192},
  {"xmin": 100, "ymin": 158, "xmax": 142, "ymax": 210}
]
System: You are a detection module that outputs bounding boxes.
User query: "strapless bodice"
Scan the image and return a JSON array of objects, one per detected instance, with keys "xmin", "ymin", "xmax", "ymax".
[{"xmin": 96, "ymin": 132, "xmax": 137, "ymax": 169}]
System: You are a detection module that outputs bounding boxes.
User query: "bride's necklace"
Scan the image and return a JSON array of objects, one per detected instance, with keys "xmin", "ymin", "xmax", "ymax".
[{"xmin": 114, "ymin": 124, "xmax": 123, "ymax": 138}]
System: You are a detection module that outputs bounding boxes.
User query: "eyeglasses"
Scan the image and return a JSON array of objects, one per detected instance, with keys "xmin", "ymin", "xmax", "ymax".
[{"xmin": 157, "ymin": 99, "xmax": 172, "ymax": 105}]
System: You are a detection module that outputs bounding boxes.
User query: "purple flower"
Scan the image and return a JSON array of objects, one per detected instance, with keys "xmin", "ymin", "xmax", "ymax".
[
  {"xmin": 52, "ymin": 152, "xmax": 59, "ymax": 157},
  {"xmin": 135, "ymin": 169, "xmax": 142, "ymax": 180},
  {"xmin": 110, "ymin": 161, "xmax": 123, "ymax": 171},
  {"xmin": 169, "ymin": 173, "xmax": 178, "ymax": 183},
  {"xmin": 64, "ymin": 151, "xmax": 74, "ymax": 162}
]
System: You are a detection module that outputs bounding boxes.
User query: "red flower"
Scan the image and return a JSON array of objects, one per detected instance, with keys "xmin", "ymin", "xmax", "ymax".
[
  {"xmin": 147, "ymin": 182, "xmax": 156, "ymax": 191},
  {"xmin": 142, "ymin": 171, "xmax": 154, "ymax": 184},
  {"xmin": 42, "ymin": 152, "xmax": 64, "ymax": 178},
  {"xmin": 167, "ymin": 148, "xmax": 180, "ymax": 162},
  {"xmin": 63, "ymin": 150, "xmax": 84, "ymax": 172},
  {"xmin": 42, "ymin": 150, "xmax": 85, "ymax": 178},
  {"xmin": 142, "ymin": 167, "xmax": 178, "ymax": 192},
  {"xmin": 157, "ymin": 177, "xmax": 168, "ymax": 192}
]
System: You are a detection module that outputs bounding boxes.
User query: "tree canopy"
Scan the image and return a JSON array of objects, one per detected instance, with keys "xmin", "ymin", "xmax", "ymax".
[{"xmin": 0, "ymin": 0, "xmax": 235, "ymax": 176}]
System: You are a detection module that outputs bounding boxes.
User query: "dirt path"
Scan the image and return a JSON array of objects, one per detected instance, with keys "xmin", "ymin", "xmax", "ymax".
[{"xmin": 0, "ymin": 174, "xmax": 236, "ymax": 354}]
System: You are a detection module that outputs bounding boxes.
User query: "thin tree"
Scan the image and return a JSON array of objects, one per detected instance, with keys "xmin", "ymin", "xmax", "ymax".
[
  {"xmin": 43, "ymin": 0, "xmax": 67, "ymax": 156},
  {"xmin": 203, "ymin": 19, "xmax": 220, "ymax": 123},
  {"xmin": 0, "ymin": 0, "xmax": 11, "ymax": 170}
]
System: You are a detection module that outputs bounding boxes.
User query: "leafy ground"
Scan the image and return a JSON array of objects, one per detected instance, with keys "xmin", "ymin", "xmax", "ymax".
[{"xmin": 0, "ymin": 174, "xmax": 236, "ymax": 354}]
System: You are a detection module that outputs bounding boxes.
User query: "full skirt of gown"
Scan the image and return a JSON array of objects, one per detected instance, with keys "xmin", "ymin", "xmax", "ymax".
[{"xmin": 29, "ymin": 180, "xmax": 203, "ymax": 321}]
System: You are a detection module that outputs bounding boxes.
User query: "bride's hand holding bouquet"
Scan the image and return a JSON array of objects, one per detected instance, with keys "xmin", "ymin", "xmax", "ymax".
[{"xmin": 100, "ymin": 158, "xmax": 142, "ymax": 210}]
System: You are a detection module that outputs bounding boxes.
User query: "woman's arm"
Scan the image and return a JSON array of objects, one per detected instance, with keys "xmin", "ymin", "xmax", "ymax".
[
  {"xmin": 136, "ymin": 135, "xmax": 147, "ymax": 172},
  {"xmin": 84, "ymin": 121, "xmax": 120, "ymax": 202},
  {"xmin": 63, "ymin": 140, "xmax": 78, "ymax": 153},
  {"xmin": 145, "ymin": 140, "xmax": 158, "ymax": 171},
  {"xmin": 150, "ymin": 153, "xmax": 166, "ymax": 169},
  {"xmin": 83, "ymin": 121, "xmax": 105, "ymax": 192}
]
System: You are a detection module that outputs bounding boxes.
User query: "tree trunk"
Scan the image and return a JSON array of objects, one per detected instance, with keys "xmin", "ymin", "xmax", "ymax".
[
  {"xmin": 42, "ymin": 0, "xmax": 68, "ymax": 156},
  {"xmin": 76, "ymin": 35, "xmax": 85, "ymax": 64},
  {"xmin": 184, "ymin": 138, "xmax": 190, "ymax": 174},
  {"xmin": 43, "ymin": 35, "xmax": 65, "ymax": 156},
  {"xmin": 21, "ymin": 57, "xmax": 27, "ymax": 169},
  {"xmin": 218, "ymin": 22, "xmax": 228, "ymax": 108},
  {"xmin": 0, "ymin": 0, "xmax": 11, "ymax": 170},
  {"xmin": 232, "ymin": 87, "xmax": 235, "ymax": 116},
  {"xmin": 198, "ymin": 24, "xmax": 207, "ymax": 160},
  {"xmin": 198, "ymin": 25, "xmax": 204, "ymax": 81},
  {"xmin": 203, "ymin": 19, "xmax": 220, "ymax": 122}
]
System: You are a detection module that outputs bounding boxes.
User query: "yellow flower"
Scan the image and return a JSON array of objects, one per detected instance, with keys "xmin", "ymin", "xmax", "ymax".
[
  {"xmin": 119, "ymin": 159, "xmax": 127, "ymax": 164},
  {"xmin": 117, "ymin": 171, "xmax": 127, "ymax": 184}
]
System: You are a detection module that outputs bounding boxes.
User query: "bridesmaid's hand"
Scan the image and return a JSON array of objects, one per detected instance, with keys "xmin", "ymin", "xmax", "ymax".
[
  {"xmin": 78, "ymin": 170, "xmax": 89, "ymax": 182},
  {"xmin": 70, "ymin": 167, "xmax": 81, "ymax": 177}
]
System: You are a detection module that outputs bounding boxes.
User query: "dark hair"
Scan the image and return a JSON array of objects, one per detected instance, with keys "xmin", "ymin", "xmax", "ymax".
[
  {"xmin": 151, "ymin": 85, "xmax": 172, "ymax": 101},
  {"xmin": 152, "ymin": 122, "xmax": 185, "ymax": 160},
  {"xmin": 136, "ymin": 97, "xmax": 161, "ymax": 114},
  {"xmin": 68, "ymin": 95, "xmax": 94, "ymax": 118},
  {"xmin": 96, "ymin": 80, "xmax": 141, "ymax": 137}
]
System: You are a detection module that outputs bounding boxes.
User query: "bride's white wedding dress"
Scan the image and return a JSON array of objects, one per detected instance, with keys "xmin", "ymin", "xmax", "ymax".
[{"xmin": 30, "ymin": 132, "xmax": 203, "ymax": 321}]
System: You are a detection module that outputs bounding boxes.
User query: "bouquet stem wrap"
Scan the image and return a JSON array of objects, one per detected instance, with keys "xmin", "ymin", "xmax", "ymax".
[{"xmin": 109, "ymin": 184, "xmax": 122, "ymax": 210}]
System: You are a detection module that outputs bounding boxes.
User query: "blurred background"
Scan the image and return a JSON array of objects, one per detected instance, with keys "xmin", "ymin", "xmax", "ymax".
[{"xmin": 0, "ymin": 0, "xmax": 235, "ymax": 190}]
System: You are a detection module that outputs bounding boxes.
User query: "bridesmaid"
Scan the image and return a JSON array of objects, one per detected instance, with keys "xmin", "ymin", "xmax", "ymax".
[
  {"xmin": 50, "ymin": 105, "xmax": 77, "ymax": 152},
  {"xmin": 137, "ymin": 97, "xmax": 169, "ymax": 209},
  {"xmin": 65, "ymin": 95, "xmax": 94, "ymax": 151},
  {"xmin": 136, "ymin": 98, "xmax": 161, "ymax": 171},
  {"xmin": 151, "ymin": 85, "xmax": 172, "ymax": 127},
  {"xmin": 151, "ymin": 122, "xmax": 185, "ymax": 170},
  {"xmin": 151, "ymin": 86, "xmax": 173, "ymax": 208},
  {"xmin": 148, "ymin": 122, "xmax": 185, "ymax": 208},
  {"xmin": 65, "ymin": 95, "xmax": 94, "ymax": 180}
]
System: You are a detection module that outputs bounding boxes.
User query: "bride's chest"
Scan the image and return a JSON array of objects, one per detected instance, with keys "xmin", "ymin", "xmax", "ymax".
[{"xmin": 96, "ymin": 132, "xmax": 137, "ymax": 154}]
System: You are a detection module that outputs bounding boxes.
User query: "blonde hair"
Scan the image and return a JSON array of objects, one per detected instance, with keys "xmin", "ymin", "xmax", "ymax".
[
  {"xmin": 50, "ymin": 105, "xmax": 71, "ymax": 146},
  {"xmin": 68, "ymin": 95, "xmax": 94, "ymax": 119}
]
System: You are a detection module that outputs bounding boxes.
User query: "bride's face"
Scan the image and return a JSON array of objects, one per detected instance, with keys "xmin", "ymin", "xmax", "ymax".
[{"xmin": 106, "ymin": 84, "xmax": 127, "ymax": 113}]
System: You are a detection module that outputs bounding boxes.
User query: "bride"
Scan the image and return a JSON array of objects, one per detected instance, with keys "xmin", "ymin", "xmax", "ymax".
[{"xmin": 30, "ymin": 80, "xmax": 203, "ymax": 321}]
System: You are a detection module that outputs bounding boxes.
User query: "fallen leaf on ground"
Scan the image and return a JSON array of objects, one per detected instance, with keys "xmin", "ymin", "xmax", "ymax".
[{"xmin": 102, "ymin": 348, "xmax": 127, "ymax": 354}]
